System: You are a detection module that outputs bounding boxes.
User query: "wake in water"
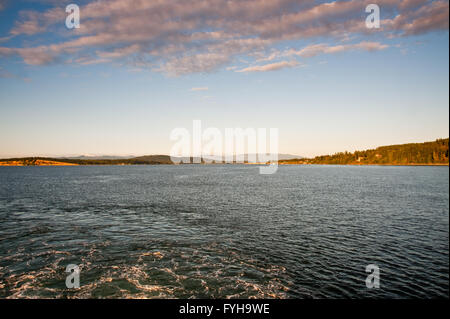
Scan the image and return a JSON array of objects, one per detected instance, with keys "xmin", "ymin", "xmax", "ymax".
[{"xmin": 0, "ymin": 165, "xmax": 449, "ymax": 298}]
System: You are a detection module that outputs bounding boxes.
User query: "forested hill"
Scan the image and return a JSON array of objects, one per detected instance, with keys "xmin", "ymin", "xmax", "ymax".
[
  {"xmin": 1, "ymin": 139, "xmax": 448, "ymax": 166},
  {"xmin": 280, "ymin": 138, "xmax": 449, "ymax": 165},
  {"xmin": 0, "ymin": 155, "xmax": 173, "ymax": 166}
]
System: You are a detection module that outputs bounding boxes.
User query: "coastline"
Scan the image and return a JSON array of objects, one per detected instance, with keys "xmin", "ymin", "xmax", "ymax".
[
  {"xmin": 276, "ymin": 162, "xmax": 449, "ymax": 166},
  {"xmin": 0, "ymin": 162, "xmax": 448, "ymax": 167},
  {"xmin": 0, "ymin": 160, "xmax": 79, "ymax": 166},
  {"xmin": 1, "ymin": 138, "xmax": 448, "ymax": 167}
]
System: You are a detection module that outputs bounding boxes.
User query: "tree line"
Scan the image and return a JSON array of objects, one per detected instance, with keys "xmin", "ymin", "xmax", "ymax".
[{"xmin": 280, "ymin": 138, "xmax": 449, "ymax": 165}]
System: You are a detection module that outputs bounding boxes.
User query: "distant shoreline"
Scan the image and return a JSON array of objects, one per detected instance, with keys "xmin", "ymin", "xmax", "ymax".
[
  {"xmin": 276, "ymin": 163, "xmax": 449, "ymax": 166},
  {"xmin": 0, "ymin": 162, "xmax": 448, "ymax": 167},
  {"xmin": 1, "ymin": 138, "xmax": 448, "ymax": 167}
]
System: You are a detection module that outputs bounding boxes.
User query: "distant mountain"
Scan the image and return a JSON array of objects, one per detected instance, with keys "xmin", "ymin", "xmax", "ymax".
[
  {"xmin": 2, "ymin": 140, "xmax": 447, "ymax": 166},
  {"xmin": 175, "ymin": 154, "xmax": 302, "ymax": 163},
  {"xmin": 62, "ymin": 155, "xmax": 133, "ymax": 160}
]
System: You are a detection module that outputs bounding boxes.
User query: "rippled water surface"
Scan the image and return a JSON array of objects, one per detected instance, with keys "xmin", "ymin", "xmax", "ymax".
[{"xmin": 0, "ymin": 165, "xmax": 448, "ymax": 298}]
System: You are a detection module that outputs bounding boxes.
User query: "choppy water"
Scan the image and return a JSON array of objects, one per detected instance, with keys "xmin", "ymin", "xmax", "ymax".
[{"xmin": 0, "ymin": 165, "xmax": 448, "ymax": 299}]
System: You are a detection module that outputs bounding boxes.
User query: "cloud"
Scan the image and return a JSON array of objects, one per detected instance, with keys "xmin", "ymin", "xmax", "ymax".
[
  {"xmin": 190, "ymin": 87, "xmax": 209, "ymax": 91},
  {"xmin": 384, "ymin": 0, "xmax": 449, "ymax": 35},
  {"xmin": 96, "ymin": 44, "xmax": 141, "ymax": 59},
  {"xmin": 0, "ymin": 47, "xmax": 14, "ymax": 56},
  {"xmin": 159, "ymin": 52, "xmax": 231, "ymax": 76},
  {"xmin": 74, "ymin": 56, "xmax": 110, "ymax": 65},
  {"xmin": 0, "ymin": 66, "xmax": 13, "ymax": 78},
  {"xmin": 286, "ymin": 41, "xmax": 389, "ymax": 58},
  {"xmin": 0, "ymin": 66, "xmax": 31, "ymax": 82},
  {"xmin": 0, "ymin": 0, "xmax": 448, "ymax": 74},
  {"xmin": 10, "ymin": 7, "xmax": 65, "ymax": 35},
  {"xmin": 237, "ymin": 60, "xmax": 301, "ymax": 73}
]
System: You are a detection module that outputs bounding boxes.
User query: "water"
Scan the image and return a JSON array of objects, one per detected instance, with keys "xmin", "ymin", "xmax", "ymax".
[{"xmin": 0, "ymin": 165, "xmax": 448, "ymax": 299}]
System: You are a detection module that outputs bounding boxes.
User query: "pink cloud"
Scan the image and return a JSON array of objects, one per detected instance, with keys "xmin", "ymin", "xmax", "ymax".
[
  {"xmin": 287, "ymin": 41, "xmax": 389, "ymax": 58},
  {"xmin": 0, "ymin": 0, "xmax": 448, "ymax": 73},
  {"xmin": 236, "ymin": 60, "xmax": 301, "ymax": 73}
]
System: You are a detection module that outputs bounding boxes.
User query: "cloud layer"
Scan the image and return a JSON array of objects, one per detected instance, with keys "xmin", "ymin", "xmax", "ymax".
[{"xmin": 0, "ymin": 0, "xmax": 448, "ymax": 75}]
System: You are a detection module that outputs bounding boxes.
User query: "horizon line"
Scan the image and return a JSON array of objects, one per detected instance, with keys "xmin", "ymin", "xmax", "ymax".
[{"xmin": 1, "ymin": 137, "xmax": 448, "ymax": 160}]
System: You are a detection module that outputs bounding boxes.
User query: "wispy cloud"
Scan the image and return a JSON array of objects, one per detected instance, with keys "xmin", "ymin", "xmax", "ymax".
[
  {"xmin": 0, "ymin": 0, "xmax": 447, "ymax": 74},
  {"xmin": 237, "ymin": 60, "xmax": 301, "ymax": 73},
  {"xmin": 285, "ymin": 41, "xmax": 389, "ymax": 58},
  {"xmin": 190, "ymin": 87, "xmax": 209, "ymax": 91},
  {"xmin": 0, "ymin": 66, "xmax": 31, "ymax": 82}
]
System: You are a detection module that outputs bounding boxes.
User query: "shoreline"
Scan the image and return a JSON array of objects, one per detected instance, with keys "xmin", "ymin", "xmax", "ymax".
[
  {"xmin": 0, "ymin": 162, "xmax": 448, "ymax": 167},
  {"xmin": 276, "ymin": 163, "xmax": 449, "ymax": 166}
]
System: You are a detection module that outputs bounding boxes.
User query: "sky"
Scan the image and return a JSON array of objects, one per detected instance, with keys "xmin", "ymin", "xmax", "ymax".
[{"xmin": 0, "ymin": 0, "xmax": 448, "ymax": 158}]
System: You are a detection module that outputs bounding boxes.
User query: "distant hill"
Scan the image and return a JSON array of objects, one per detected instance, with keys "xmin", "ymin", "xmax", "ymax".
[
  {"xmin": 62, "ymin": 155, "xmax": 132, "ymax": 160},
  {"xmin": 1, "ymin": 140, "xmax": 448, "ymax": 166},
  {"xmin": 279, "ymin": 138, "xmax": 449, "ymax": 165},
  {"xmin": 0, "ymin": 155, "xmax": 173, "ymax": 166},
  {"xmin": 128, "ymin": 155, "xmax": 173, "ymax": 164}
]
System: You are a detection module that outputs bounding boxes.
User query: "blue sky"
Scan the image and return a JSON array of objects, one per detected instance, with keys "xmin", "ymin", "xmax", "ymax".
[{"xmin": 0, "ymin": 0, "xmax": 448, "ymax": 158}]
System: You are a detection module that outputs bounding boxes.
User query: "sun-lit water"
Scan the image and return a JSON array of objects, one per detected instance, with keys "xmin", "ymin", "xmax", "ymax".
[{"xmin": 0, "ymin": 165, "xmax": 448, "ymax": 298}]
